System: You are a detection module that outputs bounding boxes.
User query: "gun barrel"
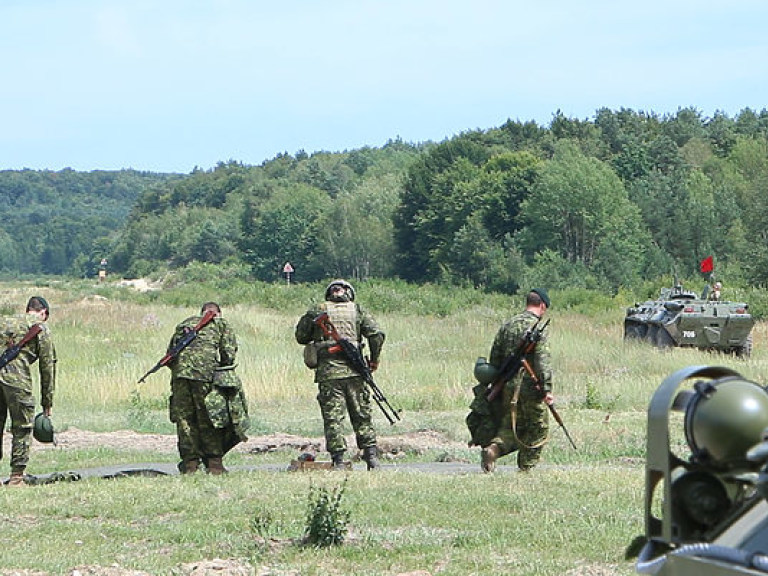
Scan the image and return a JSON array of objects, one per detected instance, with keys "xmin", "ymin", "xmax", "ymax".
[
  {"xmin": 366, "ymin": 378, "xmax": 401, "ymax": 424},
  {"xmin": 137, "ymin": 351, "xmax": 174, "ymax": 383},
  {"xmin": 547, "ymin": 403, "xmax": 578, "ymax": 450},
  {"xmin": 137, "ymin": 363, "xmax": 160, "ymax": 384},
  {"xmin": 138, "ymin": 312, "xmax": 217, "ymax": 384}
]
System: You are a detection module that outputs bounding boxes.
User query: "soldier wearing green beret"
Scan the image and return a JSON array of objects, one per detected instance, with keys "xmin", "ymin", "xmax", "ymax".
[
  {"xmin": 0, "ymin": 296, "xmax": 57, "ymax": 486},
  {"xmin": 481, "ymin": 288, "xmax": 555, "ymax": 472}
]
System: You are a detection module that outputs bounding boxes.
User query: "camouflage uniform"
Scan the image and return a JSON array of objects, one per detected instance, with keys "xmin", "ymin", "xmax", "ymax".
[
  {"xmin": 0, "ymin": 313, "xmax": 57, "ymax": 474},
  {"xmin": 168, "ymin": 314, "xmax": 242, "ymax": 469},
  {"xmin": 295, "ymin": 300, "xmax": 385, "ymax": 458},
  {"xmin": 487, "ymin": 310, "xmax": 553, "ymax": 470}
]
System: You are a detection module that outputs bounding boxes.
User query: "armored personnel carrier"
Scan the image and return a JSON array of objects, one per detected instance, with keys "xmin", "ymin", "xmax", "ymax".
[
  {"xmin": 624, "ymin": 284, "xmax": 754, "ymax": 356},
  {"xmin": 634, "ymin": 365, "xmax": 768, "ymax": 575}
]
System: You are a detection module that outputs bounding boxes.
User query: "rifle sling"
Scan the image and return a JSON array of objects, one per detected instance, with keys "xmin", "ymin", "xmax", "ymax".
[
  {"xmin": 509, "ymin": 379, "xmax": 549, "ymax": 451},
  {"xmin": 7, "ymin": 323, "xmax": 42, "ymax": 351},
  {"xmin": 0, "ymin": 323, "xmax": 43, "ymax": 370},
  {"xmin": 17, "ymin": 323, "xmax": 43, "ymax": 347}
]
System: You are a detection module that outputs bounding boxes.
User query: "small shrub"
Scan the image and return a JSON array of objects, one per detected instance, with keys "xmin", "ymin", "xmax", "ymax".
[
  {"xmin": 583, "ymin": 379, "xmax": 617, "ymax": 411},
  {"xmin": 302, "ymin": 479, "xmax": 350, "ymax": 547},
  {"xmin": 127, "ymin": 389, "xmax": 165, "ymax": 432},
  {"xmin": 584, "ymin": 380, "xmax": 600, "ymax": 410},
  {"xmin": 251, "ymin": 507, "xmax": 276, "ymax": 539}
]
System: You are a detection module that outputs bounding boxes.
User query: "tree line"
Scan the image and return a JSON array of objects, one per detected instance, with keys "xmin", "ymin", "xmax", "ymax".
[
  {"xmin": 2, "ymin": 107, "xmax": 768, "ymax": 294},
  {"xmin": 0, "ymin": 168, "xmax": 174, "ymax": 276}
]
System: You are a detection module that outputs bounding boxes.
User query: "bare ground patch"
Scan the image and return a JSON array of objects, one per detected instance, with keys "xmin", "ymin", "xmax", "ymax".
[
  {"xmin": 36, "ymin": 428, "xmax": 467, "ymax": 459},
  {"xmin": 1, "ymin": 558, "xmax": 286, "ymax": 576}
]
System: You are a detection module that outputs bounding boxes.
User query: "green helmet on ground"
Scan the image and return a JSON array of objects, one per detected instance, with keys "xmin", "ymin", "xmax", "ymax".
[{"xmin": 33, "ymin": 412, "xmax": 55, "ymax": 443}]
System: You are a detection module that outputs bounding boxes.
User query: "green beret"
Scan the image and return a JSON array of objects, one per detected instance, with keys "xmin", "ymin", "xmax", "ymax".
[
  {"xmin": 27, "ymin": 296, "xmax": 50, "ymax": 314},
  {"xmin": 531, "ymin": 288, "xmax": 551, "ymax": 309}
]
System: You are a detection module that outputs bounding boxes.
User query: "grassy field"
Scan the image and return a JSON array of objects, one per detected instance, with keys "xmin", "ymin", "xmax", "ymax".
[{"xmin": 2, "ymin": 279, "xmax": 767, "ymax": 575}]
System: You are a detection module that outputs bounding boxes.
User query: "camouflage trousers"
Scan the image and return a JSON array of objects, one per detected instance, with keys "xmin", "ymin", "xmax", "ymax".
[
  {"xmin": 490, "ymin": 387, "xmax": 550, "ymax": 470},
  {"xmin": 317, "ymin": 376, "xmax": 376, "ymax": 455},
  {"xmin": 0, "ymin": 382, "xmax": 35, "ymax": 471},
  {"xmin": 170, "ymin": 377, "xmax": 227, "ymax": 462}
]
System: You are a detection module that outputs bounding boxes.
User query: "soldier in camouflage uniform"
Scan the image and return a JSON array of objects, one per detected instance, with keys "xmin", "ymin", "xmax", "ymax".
[
  {"xmin": 168, "ymin": 302, "xmax": 244, "ymax": 475},
  {"xmin": 0, "ymin": 296, "xmax": 57, "ymax": 486},
  {"xmin": 482, "ymin": 288, "xmax": 554, "ymax": 473},
  {"xmin": 295, "ymin": 280, "xmax": 385, "ymax": 470}
]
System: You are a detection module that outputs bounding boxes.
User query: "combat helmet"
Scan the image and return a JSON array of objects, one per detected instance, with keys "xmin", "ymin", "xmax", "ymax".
[
  {"xmin": 33, "ymin": 412, "xmax": 55, "ymax": 444},
  {"xmin": 684, "ymin": 376, "xmax": 768, "ymax": 470},
  {"xmin": 325, "ymin": 279, "xmax": 355, "ymax": 302},
  {"xmin": 473, "ymin": 357, "xmax": 500, "ymax": 385}
]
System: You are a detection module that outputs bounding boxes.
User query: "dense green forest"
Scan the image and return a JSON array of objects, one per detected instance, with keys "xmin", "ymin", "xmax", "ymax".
[
  {"xmin": 2, "ymin": 106, "xmax": 768, "ymax": 293},
  {"xmin": 0, "ymin": 169, "xmax": 173, "ymax": 276}
]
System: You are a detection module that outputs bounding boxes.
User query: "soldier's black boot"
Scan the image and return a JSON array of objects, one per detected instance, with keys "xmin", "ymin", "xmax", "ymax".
[
  {"xmin": 331, "ymin": 452, "xmax": 346, "ymax": 471},
  {"xmin": 207, "ymin": 457, "xmax": 227, "ymax": 475},
  {"xmin": 181, "ymin": 458, "xmax": 200, "ymax": 474},
  {"xmin": 362, "ymin": 446, "xmax": 380, "ymax": 470},
  {"xmin": 481, "ymin": 443, "xmax": 500, "ymax": 473},
  {"xmin": 7, "ymin": 467, "xmax": 25, "ymax": 487}
]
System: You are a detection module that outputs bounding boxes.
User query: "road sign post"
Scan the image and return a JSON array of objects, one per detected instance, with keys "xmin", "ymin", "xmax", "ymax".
[{"xmin": 282, "ymin": 262, "xmax": 294, "ymax": 284}]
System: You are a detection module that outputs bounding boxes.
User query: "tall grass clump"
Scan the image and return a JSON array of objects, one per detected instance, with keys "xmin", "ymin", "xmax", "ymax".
[{"xmin": 303, "ymin": 479, "xmax": 350, "ymax": 547}]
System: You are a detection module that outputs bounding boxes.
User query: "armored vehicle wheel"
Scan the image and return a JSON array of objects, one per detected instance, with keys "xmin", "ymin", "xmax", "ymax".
[
  {"xmin": 655, "ymin": 328, "xmax": 675, "ymax": 348},
  {"xmin": 735, "ymin": 334, "xmax": 753, "ymax": 358},
  {"xmin": 624, "ymin": 322, "xmax": 647, "ymax": 340}
]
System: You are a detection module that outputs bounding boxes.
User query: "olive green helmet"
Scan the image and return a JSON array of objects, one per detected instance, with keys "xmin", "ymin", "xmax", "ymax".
[
  {"xmin": 684, "ymin": 376, "xmax": 768, "ymax": 470},
  {"xmin": 325, "ymin": 279, "xmax": 355, "ymax": 302},
  {"xmin": 473, "ymin": 357, "xmax": 500, "ymax": 386},
  {"xmin": 33, "ymin": 412, "xmax": 55, "ymax": 444}
]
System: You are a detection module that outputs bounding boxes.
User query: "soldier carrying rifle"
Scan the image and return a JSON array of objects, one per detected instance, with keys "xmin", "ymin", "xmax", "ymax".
[
  {"xmin": 141, "ymin": 302, "xmax": 249, "ymax": 475},
  {"xmin": 0, "ymin": 296, "xmax": 57, "ymax": 486},
  {"xmin": 469, "ymin": 288, "xmax": 560, "ymax": 473},
  {"xmin": 295, "ymin": 279, "xmax": 387, "ymax": 471}
]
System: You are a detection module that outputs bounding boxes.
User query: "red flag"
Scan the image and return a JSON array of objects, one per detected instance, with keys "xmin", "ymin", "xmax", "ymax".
[{"xmin": 700, "ymin": 256, "xmax": 714, "ymax": 274}]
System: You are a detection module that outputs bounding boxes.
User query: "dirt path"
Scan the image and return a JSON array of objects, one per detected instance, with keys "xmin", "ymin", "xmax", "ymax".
[
  {"xmin": 36, "ymin": 427, "xmax": 469, "ymax": 459},
  {"xmin": 17, "ymin": 427, "xmax": 489, "ymax": 480}
]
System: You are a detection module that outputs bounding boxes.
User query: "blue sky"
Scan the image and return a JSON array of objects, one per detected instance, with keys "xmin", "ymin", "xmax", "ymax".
[{"xmin": 2, "ymin": 1, "xmax": 767, "ymax": 173}]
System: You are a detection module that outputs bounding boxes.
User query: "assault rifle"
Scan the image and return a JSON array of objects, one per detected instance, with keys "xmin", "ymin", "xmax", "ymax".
[
  {"xmin": 313, "ymin": 312, "xmax": 402, "ymax": 425},
  {"xmin": 486, "ymin": 318, "xmax": 550, "ymax": 403},
  {"xmin": 0, "ymin": 323, "xmax": 43, "ymax": 371},
  {"xmin": 485, "ymin": 318, "xmax": 577, "ymax": 451},
  {"xmin": 137, "ymin": 309, "xmax": 217, "ymax": 383},
  {"xmin": 525, "ymin": 361, "xmax": 578, "ymax": 451}
]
